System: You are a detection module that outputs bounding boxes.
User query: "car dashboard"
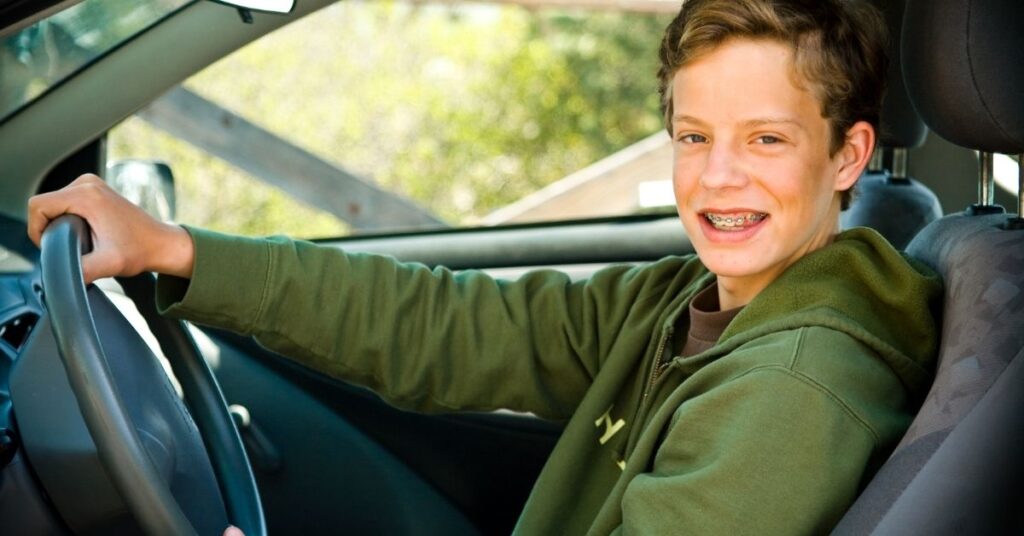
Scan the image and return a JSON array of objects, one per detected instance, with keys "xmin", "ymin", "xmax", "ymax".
[{"xmin": 0, "ymin": 214, "xmax": 61, "ymax": 532}]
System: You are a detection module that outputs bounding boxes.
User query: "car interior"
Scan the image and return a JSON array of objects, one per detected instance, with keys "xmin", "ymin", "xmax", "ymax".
[{"xmin": 0, "ymin": 0, "xmax": 1021, "ymax": 534}]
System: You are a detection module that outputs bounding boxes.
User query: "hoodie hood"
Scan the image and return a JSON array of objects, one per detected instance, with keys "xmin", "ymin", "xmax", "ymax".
[{"xmin": 709, "ymin": 227, "xmax": 943, "ymax": 398}]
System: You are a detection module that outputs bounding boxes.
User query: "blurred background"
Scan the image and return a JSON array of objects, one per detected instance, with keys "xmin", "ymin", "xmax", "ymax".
[{"xmin": 107, "ymin": 0, "xmax": 677, "ymax": 237}]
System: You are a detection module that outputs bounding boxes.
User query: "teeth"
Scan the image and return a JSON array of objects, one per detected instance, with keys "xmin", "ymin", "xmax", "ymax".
[{"xmin": 704, "ymin": 212, "xmax": 767, "ymax": 230}]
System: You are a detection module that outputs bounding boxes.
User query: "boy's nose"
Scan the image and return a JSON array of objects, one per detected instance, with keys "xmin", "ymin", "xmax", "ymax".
[{"xmin": 699, "ymin": 142, "xmax": 749, "ymax": 190}]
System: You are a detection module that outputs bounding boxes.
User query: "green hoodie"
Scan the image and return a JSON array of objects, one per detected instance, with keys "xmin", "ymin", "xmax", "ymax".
[{"xmin": 156, "ymin": 226, "xmax": 941, "ymax": 535}]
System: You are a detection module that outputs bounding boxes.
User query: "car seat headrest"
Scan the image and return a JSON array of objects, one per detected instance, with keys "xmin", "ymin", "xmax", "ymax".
[
  {"xmin": 872, "ymin": 0, "xmax": 927, "ymax": 149},
  {"xmin": 902, "ymin": 0, "xmax": 1024, "ymax": 154}
]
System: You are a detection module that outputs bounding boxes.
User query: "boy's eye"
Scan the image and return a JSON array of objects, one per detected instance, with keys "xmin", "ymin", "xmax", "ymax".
[
  {"xmin": 756, "ymin": 135, "xmax": 781, "ymax": 144},
  {"xmin": 678, "ymin": 133, "xmax": 708, "ymax": 144}
]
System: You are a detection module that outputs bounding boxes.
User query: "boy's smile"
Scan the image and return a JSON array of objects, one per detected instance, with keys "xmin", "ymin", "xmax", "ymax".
[{"xmin": 670, "ymin": 38, "xmax": 871, "ymax": 309}]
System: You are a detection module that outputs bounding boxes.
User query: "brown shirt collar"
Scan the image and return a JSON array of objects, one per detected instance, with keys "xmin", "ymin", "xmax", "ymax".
[{"xmin": 678, "ymin": 283, "xmax": 744, "ymax": 358}]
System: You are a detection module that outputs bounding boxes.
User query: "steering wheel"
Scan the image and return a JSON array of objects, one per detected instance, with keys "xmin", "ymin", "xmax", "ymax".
[{"xmin": 37, "ymin": 214, "xmax": 265, "ymax": 535}]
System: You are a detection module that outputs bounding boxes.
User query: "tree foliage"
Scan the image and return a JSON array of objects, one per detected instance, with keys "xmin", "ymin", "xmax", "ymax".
[{"xmin": 109, "ymin": 1, "xmax": 672, "ymax": 237}]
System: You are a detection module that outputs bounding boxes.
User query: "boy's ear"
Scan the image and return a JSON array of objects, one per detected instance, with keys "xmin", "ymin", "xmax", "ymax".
[{"xmin": 835, "ymin": 121, "xmax": 875, "ymax": 191}]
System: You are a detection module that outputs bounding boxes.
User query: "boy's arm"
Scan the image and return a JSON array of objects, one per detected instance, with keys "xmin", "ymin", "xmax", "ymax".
[
  {"xmin": 25, "ymin": 176, "xmax": 693, "ymax": 418},
  {"xmin": 156, "ymin": 227, "xmax": 669, "ymax": 419}
]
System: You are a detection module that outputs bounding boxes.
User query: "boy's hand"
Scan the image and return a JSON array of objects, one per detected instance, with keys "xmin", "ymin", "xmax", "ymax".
[{"xmin": 27, "ymin": 174, "xmax": 195, "ymax": 284}]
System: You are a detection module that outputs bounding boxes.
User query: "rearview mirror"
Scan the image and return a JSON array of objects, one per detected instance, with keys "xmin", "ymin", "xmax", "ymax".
[
  {"xmin": 107, "ymin": 160, "xmax": 176, "ymax": 222},
  {"xmin": 209, "ymin": 0, "xmax": 296, "ymax": 14}
]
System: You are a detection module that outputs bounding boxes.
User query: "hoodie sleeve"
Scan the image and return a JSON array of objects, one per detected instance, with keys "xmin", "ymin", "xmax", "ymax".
[
  {"xmin": 613, "ymin": 366, "xmax": 879, "ymax": 535},
  {"xmin": 155, "ymin": 227, "xmax": 684, "ymax": 419}
]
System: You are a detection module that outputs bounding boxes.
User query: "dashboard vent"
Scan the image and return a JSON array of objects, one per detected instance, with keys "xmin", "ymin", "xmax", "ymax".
[{"xmin": 0, "ymin": 313, "xmax": 38, "ymax": 351}]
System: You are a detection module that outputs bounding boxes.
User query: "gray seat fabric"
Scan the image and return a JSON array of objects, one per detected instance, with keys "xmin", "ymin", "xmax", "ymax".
[
  {"xmin": 901, "ymin": 0, "xmax": 1024, "ymax": 155},
  {"xmin": 833, "ymin": 0, "xmax": 1024, "ymax": 532},
  {"xmin": 832, "ymin": 214, "xmax": 1024, "ymax": 534},
  {"xmin": 842, "ymin": 0, "xmax": 939, "ymax": 249},
  {"xmin": 841, "ymin": 173, "xmax": 941, "ymax": 250},
  {"xmin": 870, "ymin": 0, "xmax": 927, "ymax": 150}
]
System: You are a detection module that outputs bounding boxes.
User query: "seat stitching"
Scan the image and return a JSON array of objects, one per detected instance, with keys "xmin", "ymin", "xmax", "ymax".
[{"xmin": 965, "ymin": 0, "xmax": 1013, "ymax": 143}]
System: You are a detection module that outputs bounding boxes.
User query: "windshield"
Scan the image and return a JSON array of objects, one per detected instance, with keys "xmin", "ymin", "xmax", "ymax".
[{"xmin": 0, "ymin": 0, "xmax": 190, "ymax": 122}]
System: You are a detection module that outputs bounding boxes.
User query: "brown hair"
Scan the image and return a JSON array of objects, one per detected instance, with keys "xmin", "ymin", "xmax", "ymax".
[{"xmin": 657, "ymin": 0, "xmax": 888, "ymax": 209}]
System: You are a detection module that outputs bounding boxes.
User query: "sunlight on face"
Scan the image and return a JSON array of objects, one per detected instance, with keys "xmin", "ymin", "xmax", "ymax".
[{"xmin": 671, "ymin": 38, "xmax": 863, "ymax": 309}]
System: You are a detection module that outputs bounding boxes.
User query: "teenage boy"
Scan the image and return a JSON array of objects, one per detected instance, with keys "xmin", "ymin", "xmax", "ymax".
[{"xmin": 29, "ymin": 0, "xmax": 940, "ymax": 533}]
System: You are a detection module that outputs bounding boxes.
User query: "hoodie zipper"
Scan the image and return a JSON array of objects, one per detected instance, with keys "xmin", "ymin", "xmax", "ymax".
[
  {"xmin": 621, "ymin": 326, "xmax": 674, "ymax": 459},
  {"xmin": 642, "ymin": 326, "xmax": 673, "ymax": 401}
]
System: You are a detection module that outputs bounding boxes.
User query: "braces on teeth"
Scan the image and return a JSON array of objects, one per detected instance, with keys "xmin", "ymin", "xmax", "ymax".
[{"xmin": 705, "ymin": 213, "xmax": 767, "ymax": 228}]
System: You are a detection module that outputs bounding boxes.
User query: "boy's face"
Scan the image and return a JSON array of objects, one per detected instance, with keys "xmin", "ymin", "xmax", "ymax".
[{"xmin": 670, "ymin": 37, "xmax": 862, "ymax": 304}]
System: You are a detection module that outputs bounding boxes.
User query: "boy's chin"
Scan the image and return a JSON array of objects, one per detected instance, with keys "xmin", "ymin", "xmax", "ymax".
[{"xmin": 696, "ymin": 251, "xmax": 767, "ymax": 279}]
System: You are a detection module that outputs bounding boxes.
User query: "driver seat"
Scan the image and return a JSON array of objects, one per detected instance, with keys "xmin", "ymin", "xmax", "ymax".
[{"xmin": 832, "ymin": 0, "xmax": 1024, "ymax": 533}]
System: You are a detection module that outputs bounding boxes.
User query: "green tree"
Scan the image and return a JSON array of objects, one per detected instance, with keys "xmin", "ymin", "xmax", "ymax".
[{"xmin": 109, "ymin": 1, "xmax": 672, "ymax": 237}]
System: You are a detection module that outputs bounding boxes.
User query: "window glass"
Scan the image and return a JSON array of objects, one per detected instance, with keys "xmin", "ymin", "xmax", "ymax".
[
  {"xmin": 994, "ymin": 153, "xmax": 1020, "ymax": 197},
  {"xmin": 1, "ymin": 0, "xmax": 191, "ymax": 122},
  {"xmin": 108, "ymin": 1, "xmax": 675, "ymax": 238}
]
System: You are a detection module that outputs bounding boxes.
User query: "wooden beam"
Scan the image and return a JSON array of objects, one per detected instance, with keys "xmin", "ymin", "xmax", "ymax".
[
  {"xmin": 136, "ymin": 86, "xmax": 445, "ymax": 230},
  {"xmin": 406, "ymin": 0, "xmax": 682, "ymax": 13}
]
